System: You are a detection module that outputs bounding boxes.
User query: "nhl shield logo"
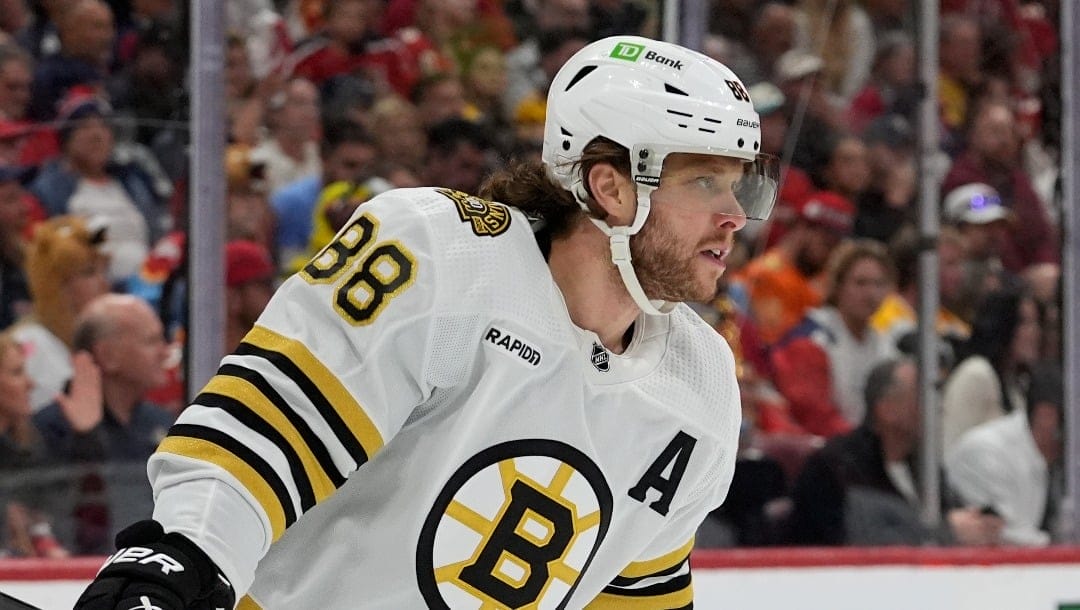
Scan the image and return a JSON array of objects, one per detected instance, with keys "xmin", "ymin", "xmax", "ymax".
[{"xmin": 590, "ymin": 342, "xmax": 609, "ymax": 372}]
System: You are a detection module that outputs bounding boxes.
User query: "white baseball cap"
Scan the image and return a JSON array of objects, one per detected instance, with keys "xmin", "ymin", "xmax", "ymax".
[{"xmin": 943, "ymin": 183, "xmax": 1009, "ymax": 225}]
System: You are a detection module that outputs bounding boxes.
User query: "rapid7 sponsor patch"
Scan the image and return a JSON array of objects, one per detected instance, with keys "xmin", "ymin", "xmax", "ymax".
[{"xmin": 483, "ymin": 326, "xmax": 542, "ymax": 367}]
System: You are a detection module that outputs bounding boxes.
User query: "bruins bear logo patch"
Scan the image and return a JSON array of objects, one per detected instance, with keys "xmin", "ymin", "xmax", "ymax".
[{"xmin": 437, "ymin": 188, "xmax": 511, "ymax": 237}]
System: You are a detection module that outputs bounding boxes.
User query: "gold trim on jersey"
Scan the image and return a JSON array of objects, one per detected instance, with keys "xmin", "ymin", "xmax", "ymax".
[
  {"xmin": 157, "ymin": 436, "xmax": 287, "ymax": 541},
  {"xmin": 583, "ymin": 538, "xmax": 695, "ymax": 608},
  {"xmin": 236, "ymin": 594, "xmax": 263, "ymax": 610},
  {"xmin": 616, "ymin": 538, "xmax": 694, "ymax": 579},
  {"xmin": 202, "ymin": 374, "xmax": 337, "ymax": 502},
  {"xmin": 243, "ymin": 325, "xmax": 385, "ymax": 460}
]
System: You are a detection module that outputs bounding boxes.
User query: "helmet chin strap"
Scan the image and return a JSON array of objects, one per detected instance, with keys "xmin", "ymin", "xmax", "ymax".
[{"xmin": 573, "ymin": 179, "xmax": 677, "ymax": 316}]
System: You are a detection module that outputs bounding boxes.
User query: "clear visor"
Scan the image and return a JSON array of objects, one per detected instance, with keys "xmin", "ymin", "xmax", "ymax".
[{"xmin": 633, "ymin": 144, "xmax": 780, "ymax": 221}]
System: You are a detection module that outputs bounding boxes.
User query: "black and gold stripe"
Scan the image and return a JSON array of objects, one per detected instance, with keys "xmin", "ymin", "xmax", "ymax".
[
  {"xmin": 586, "ymin": 538, "xmax": 695, "ymax": 609},
  {"xmin": 236, "ymin": 326, "xmax": 384, "ymax": 467},
  {"xmin": 195, "ymin": 362, "xmax": 345, "ymax": 510},
  {"xmin": 158, "ymin": 424, "xmax": 295, "ymax": 541}
]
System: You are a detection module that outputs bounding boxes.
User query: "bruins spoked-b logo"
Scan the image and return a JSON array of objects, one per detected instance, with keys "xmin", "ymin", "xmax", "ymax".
[
  {"xmin": 416, "ymin": 440, "xmax": 613, "ymax": 609},
  {"xmin": 437, "ymin": 188, "xmax": 511, "ymax": 237}
]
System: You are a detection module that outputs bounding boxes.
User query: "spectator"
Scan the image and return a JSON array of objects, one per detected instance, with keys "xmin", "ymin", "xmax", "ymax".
[
  {"xmin": 938, "ymin": 15, "xmax": 984, "ymax": 150},
  {"xmin": 794, "ymin": 0, "xmax": 876, "ymax": 101},
  {"xmin": 423, "ymin": 118, "xmax": 494, "ymax": 195},
  {"xmin": 224, "ymin": 144, "xmax": 274, "ymax": 249},
  {"xmin": 0, "ymin": 330, "xmax": 69, "ymax": 558},
  {"xmin": 107, "ymin": 21, "xmax": 186, "ymax": 152},
  {"xmin": 947, "ymin": 362, "xmax": 1063, "ymax": 546},
  {"xmin": 854, "ymin": 114, "xmax": 917, "ymax": 244},
  {"xmin": 739, "ymin": 2, "xmax": 797, "ymax": 86},
  {"xmin": 29, "ymin": 95, "xmax": 166, "ymax": 284},
  {"xmin": 411, "ymin": 72, "xmax": 468, "ymax": 130},
  {"xmin": 0, "ymin": 44, "xmax": 31, "ymax": 123},
  {"xmin": 741, "ymin": 190, "xmax": 855, "ymax": 346},
  {"xmin": 33, "ymin": 293, "xmax": 173, "ymax": 553},
  {"xmin": 0, "ymin": 164, "xmax": 31, "ymax": 330},
  {"xmin": 942, "ymin": 182, "xmax": 1010, "ymax": 310},
  {"xmin": 298, "ymin": 176, "xmax": 393, "ymax": 269},
  {"xmin": 773, "ymin": 48, "xmax": 845, "ymax": 163},
  {"xmin": 942, "ymin": 99, "xmax": 1059, "ymax": 275},
  {"xmin": 848, "ymin": 32, "xmax": 917, "ymax": 132},
  {"xmin": 290, "ymin": 0, "xmax": 446, "ymax": 98},
  {"xmin": 460, "ymin": 45, "xmax": 510, "ymax": 130},
  {"xmin": 225, "ymin": 33, "xmax": 275, "ymax": 148},
  {"xmin": 250, "ymin": 77, "xmax": 322, "ymax": 195},
  {"xmin": 0, "ymin": 43, "xmax": 58, "ymax": 165},
  {"xmin": 788, "ymin": 357, "xmax": 1004, "ymax": 546},
  {"xmin": 14, "ymin": 216, "xmax": 110, "ymax": 411},
  {"xmin": 224, "ymin": 240, "xmax": 275, "ymax": 353},
  {"xmin": 113, "ymin": 0, "xmax": 179, "ymax": 66},
  {"xmin": 272, "ymin": 118, "xmax": 379, "ymax": 272},
  {"xmin": 224, "ymin": 0, "xmax": 291, "ymax": 80},
  {"xmin": 942, "ymin": 287, "xmax": 1040, "ymax": 451},
  {"xmin": 27, "ymin": 0, "xmax": 115, "ymax": 121},
  {"xmin": 871, "ymin": 225, "xmax": 971, "ymax": 350},
  {"xmin": 770, "ymin": 239, "xmax": 897, "ymax": 436},
  {"xmin": 367, "ymin": 94, "xmax": 426, "ymax": 176},
  {"xmin": 810, "ymin": 133, "xmax": 872, "ymax": 209},
  {"xmin": 503, "ymin": 26, "xmax": 590, "ymax": 122},
  {"xmin": 412, "ymin": 0, "xmax": 515, "ymax": 71}
]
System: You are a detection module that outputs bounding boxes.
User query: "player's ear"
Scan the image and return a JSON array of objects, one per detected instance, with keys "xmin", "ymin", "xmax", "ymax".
[{"xmin": 585, "ymin": 162, "xmax": 636, "ymax": 227}]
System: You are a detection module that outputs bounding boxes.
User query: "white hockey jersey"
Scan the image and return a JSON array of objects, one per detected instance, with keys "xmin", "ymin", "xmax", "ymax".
[{"xmin": 149, "ymin": 187, "xmax": 742, "ymax": 609}]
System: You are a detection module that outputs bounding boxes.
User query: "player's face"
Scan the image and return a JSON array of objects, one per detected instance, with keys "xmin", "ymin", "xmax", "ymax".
[{"xmin": 631, "ymin": 153, "xmax": 747, "ymax": 303}]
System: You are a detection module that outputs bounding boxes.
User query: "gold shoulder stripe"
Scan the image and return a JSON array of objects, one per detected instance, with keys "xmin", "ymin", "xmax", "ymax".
[
  {"xmin": 157, "ymin": 435, "xmax": 287, "ymax": 541},
  {"xmin": 617, "ymin": 537, "xmax": 694, "ymax": 580},
  {"xmin": 203, "ymin": 374, "xmax": 336, "ymax": 502},
  {"xmin": 243, "ymin": 325, "xmax": 385, "ymax": 461},
  {"xmin": 584, "ymin": 587, "xmax": 694, "ymax": 609}
]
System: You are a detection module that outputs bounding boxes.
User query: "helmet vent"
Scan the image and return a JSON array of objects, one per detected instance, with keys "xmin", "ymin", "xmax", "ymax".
[
  {"xmin": 698, "ymin": 128, "xmax": 716, "ymax": 134},
  {"xmin": 564, "ymin": 65, "xmax": 598, "ymax": 91},
  {"xmin": 560, "ymin": 127, "xmax": 573, "ymax": 137},
  {"xmin": 665, "ymin": 83, "xmax": 688, "ymax": 96},
  {"xmin": 667, "ymin": 109, "xmax": 692, "ymax": 118},
  {"xmin": 704, "ymin": 117, "xmax": 723, "ymax": 124}
]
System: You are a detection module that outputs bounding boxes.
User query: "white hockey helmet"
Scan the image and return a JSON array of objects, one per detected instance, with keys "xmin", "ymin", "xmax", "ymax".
[{"xmin": 542, "ymin": 35, "xmax": 778, "ymax": 314}]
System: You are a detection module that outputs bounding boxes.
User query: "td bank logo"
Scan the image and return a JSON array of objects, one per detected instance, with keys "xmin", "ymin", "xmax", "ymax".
[{"xmin": 610, "ymin": 42, "xmax": 645, "ymax": 61}]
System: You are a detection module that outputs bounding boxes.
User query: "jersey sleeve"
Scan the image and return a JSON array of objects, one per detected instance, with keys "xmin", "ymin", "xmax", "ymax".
[{"xmin": 148, "ymin": 190, "xmax": 450, "ymax": 592}]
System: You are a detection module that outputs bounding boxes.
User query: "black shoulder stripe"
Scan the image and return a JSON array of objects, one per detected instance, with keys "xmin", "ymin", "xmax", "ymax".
[
  {"xmin": 217, "ymin": 363, "xmax": 346, "ymax": 488},
  {"xmin": 235, "ymin": 342, "xmax": 369, "ymax": 466},
  {"xmin": 601, "ymin": 572, "xmax": 692, "ymax": 598},
  {"xmin": 168, "ymin": 423, "xmax": 298, "ymax": 527}
]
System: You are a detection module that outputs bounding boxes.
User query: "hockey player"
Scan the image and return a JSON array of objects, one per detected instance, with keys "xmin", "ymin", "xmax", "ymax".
[{"xmin": 75, "ymin": 35, "xmax": 778, "ymax": 609}]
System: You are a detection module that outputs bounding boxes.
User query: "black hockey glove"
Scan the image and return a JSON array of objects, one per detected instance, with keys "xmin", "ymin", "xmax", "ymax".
[{"xmin": 74, "ymin": 520, "xmax": 235, "ymax": 610}]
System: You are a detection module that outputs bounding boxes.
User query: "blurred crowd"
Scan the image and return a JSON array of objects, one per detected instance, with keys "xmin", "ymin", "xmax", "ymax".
[{"xmin": 0, "ymin": 0, "xmax": 1067, "ymax": 557}]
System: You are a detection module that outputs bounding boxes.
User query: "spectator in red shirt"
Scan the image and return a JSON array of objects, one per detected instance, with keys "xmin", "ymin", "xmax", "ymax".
[{"xmin": 942, "ymin": 99, "xmax": 1059, "ymax": 275}]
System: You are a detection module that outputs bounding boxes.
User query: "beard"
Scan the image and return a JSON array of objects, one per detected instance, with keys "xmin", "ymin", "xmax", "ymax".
[{"xmin": 628, "ymin": 215, "xmax": 716, "ymax": 304}]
